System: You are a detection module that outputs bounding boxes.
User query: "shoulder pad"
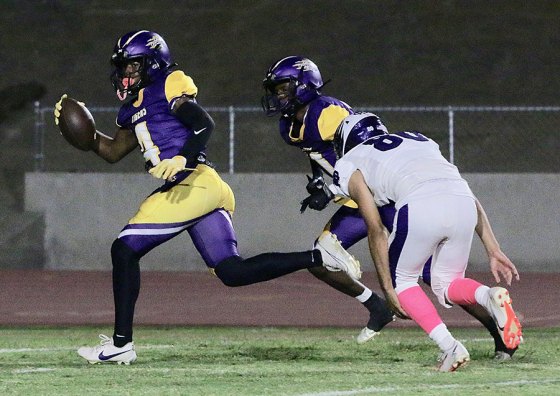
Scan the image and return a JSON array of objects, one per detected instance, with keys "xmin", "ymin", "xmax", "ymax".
[{"xmin": 165, "ymin": 70, "xmax": 198, "ymax": 104}]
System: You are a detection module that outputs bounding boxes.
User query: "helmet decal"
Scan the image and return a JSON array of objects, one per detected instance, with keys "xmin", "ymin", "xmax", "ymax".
[
  {"xmin": 293, "ymin": 58, "xmax": 316, "ymax": 72},
  {"xmin": 146, "ymin": 35, "xmax": 165, "ymax": 50}
]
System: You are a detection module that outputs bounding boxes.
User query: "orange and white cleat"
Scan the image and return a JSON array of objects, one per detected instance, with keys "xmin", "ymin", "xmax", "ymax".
[
  {"xmin": 486, "ymin": 287, "xmax": 523, "ymax": 350},
  {"xmin": 438, "ymin": 340, "xmax": 470, "ymax": 372}
]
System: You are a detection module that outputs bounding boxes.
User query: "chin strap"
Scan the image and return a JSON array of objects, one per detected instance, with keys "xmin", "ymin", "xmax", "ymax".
[{"xmin": 116, "ymin": 90, "xmax": 127, "ymax": 101}]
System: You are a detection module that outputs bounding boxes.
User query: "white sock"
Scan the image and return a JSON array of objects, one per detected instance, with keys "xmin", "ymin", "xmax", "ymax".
[
  {"xmin": 356, "ymin": 287, "xmax": 373, "ymax": 303},
  {"xmin": 474, "ymin": 285, "xmax": 491, "ymax": 308},
  {"xmin": 429, "ymin": 323, "xmax": 456, "ymax": 352}
]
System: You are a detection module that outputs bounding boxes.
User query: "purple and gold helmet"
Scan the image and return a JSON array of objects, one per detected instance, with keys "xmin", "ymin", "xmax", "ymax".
[
  {"xmin": 334, "ymin": 112, "xmax": 389, "ymax": 158},
  {"xmin": 261, "ymin": 56, "xmax": 324, "ymax": 117},
  {"xmin": 110, "ymin": 30, "xmax": 173, "ymax": 100}
]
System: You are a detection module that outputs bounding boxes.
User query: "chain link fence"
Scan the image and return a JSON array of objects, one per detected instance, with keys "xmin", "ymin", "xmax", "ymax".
[{"xmin": 35, "ymin": 104, "xmax": 560, "ymax": 174}]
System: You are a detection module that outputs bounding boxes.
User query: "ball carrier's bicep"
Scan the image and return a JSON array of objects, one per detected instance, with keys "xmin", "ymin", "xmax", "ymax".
[
  {"xmin": 92, "ymin": 128, "xmax": 139, "ymax": 163},
  {"xmin": 53, "ymin": 94, "xmax": 138, "ymax": 163}
]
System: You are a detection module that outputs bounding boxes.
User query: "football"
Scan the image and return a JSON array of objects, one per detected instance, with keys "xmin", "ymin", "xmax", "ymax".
[{"xmin": 58, "ymin": 97, "xmax": 96, "ymax": 151}]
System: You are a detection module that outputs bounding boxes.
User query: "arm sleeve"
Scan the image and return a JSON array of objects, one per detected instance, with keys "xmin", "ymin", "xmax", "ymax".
[
  {"xmin": 309, "ymin": 157, "xmax": 323, "ymax": 179},
  {"xmin": 174, "ymin": 100, "xmax": 215, "ymax": 162}
]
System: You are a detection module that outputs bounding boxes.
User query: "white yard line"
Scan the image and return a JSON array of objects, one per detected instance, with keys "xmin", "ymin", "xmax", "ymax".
[
  {"xmin": 12, "ymin": 368, "xmax": 56, "ymax": 374},
  {"xmin": 297, "ymin": 379, "xmax": 560, "ymax": 396},
  {"xmin": 0, "ymin": 344, "xmax": 176, "ymax": 354}
]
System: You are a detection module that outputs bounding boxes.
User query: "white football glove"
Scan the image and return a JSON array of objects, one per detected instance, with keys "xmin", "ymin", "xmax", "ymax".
[{"xmin": 149, "ymin": 156, "xmax": 187, "ymax": 181}]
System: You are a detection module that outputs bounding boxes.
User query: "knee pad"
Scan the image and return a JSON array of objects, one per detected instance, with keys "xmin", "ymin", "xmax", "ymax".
[{"xmin": 111, "ymin": 238, "xmax": 140, "ymax": 270}]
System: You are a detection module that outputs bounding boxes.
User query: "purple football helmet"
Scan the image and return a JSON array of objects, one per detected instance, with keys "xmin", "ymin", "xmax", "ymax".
[
  {"xmin": 110, "ymin": 30, "xmax": 173, "ymax": 100},
  {"xmin": 334, "ymin": 112, "xmax": 389, "ymax": 158},
  {"xmin": 261, "ymin": 56, "xmax": 324, "ymax": 117}
]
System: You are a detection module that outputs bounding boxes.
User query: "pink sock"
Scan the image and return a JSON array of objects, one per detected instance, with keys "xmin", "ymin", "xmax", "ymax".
[
  {"xmin": 398, "ymin": 286, "xmax": 443, "ymax": 334},
  {"xmin": 446, "ymin": 278, "xmax": 483, "ymax": 305}
]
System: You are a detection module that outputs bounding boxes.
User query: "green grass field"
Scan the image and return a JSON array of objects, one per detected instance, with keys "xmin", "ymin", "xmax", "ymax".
[{"xmin": 1, "ymin": 326, "xmax": 559, "ymax": 395}]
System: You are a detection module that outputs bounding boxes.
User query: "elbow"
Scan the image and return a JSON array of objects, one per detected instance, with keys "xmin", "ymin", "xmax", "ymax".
[
  {"xmin": 207, "ymin": 115, "xmax": 215, "ymax": 131},
  {"xmin": 97, "ymin": 151, "xmax": 122, "ymax": 164},
  {"xmin": 105, "ymin": 156, "xmax": 120, "ymax": 164}
]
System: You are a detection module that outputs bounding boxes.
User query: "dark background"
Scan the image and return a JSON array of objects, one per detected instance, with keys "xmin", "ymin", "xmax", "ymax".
[
  {"xmin": 3, "ymin": 1, "xmax": 560, "ymax": 107},
  {"xmin": 1, "ymin": 0, "xmax": 559, "ymax": 210}
]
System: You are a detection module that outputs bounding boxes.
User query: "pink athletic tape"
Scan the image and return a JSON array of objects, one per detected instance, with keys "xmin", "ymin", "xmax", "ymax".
[
  {"xmin": 398, "ymin": 286, "xmax": 443, "ymax": 334},
  {"xmin": 446, "ymin": 278, "xmax": 482, "ymax": 305}
]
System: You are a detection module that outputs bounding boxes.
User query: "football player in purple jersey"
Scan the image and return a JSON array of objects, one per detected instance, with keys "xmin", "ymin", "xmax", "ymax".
[
  {"xmin": 262, "ymin": 56, "xmax": 518, "ymax": 360},
  {"xmin": 262, "ymin": 56, "xmax": 396, "ymax": 343},
  {"xmin": 54, "ymin": 31, "xmax": 360, "ymax": 365}
]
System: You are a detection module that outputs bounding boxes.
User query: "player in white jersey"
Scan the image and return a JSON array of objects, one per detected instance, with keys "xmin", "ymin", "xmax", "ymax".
[{"xmin": 328, "ymin": 113, "xmax": 523, "ymax": 372}]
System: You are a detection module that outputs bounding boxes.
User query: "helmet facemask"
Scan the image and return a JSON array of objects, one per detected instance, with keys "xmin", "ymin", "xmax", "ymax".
[
  {"xmin": 111, "ymin": 53, "xmax": 151, "ymax": 101},
  {"xmin": 261, "ymin": 78, "xmax": 299, "ymax": 117},
  {"xmin": 110, "ymin": 30, "xmax": 173, "ymax": 101}
]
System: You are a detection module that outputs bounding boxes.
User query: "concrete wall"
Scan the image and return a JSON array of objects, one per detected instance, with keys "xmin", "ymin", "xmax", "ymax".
[{"xmin": 25, "ymin": 172, "xmax": 560, "ymax": 272}]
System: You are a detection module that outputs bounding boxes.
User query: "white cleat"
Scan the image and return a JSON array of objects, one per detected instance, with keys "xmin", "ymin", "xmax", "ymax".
[
  {"xmin": 438, "ymin": 340, "xmax": 470, "ymax": 372},
  {"xmin": 485, "ymin": 287, "xmax": 523, "ymax": 350},
  {"xmin": 314, "ymin": 232, "xmax": 362, "ymax": 280},
  {"xmin": 77, "ymin": 334, "xmax": 137, "ymax": 365},
  {"xmin": 356, "ymin": 327, "xmax": 381, "ymax": 344},
  {"xmin": 494, "ymin": 350, "xmax": 513, "ymax": 362},
  {"xmin": 356, "ymin": 314, "xmax": 395, "ymax": 344}
]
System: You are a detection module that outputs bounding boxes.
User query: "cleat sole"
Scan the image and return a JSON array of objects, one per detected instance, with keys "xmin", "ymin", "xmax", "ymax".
[
  {"xmin": 491, "ymin": 288, "xmax": 523, "ymax": 350},
  {"xmin": 450, "ymin": 356, "xmax": 470, "ymax": 372}
]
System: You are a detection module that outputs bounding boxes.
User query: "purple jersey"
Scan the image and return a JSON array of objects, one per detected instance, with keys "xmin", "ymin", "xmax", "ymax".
[
  {"xmin": 116, "ymin": 70, "xmax": 200, "ymax": 168},
  {"xmin": 279, "ymin": 95, "xmax": 353, "ymax": 176}
]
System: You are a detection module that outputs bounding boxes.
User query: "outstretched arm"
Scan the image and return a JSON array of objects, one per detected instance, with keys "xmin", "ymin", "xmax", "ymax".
[
  {"xmin": 347, "ymin": 170, "xmax": 408, "ymax": 319},
  {"xmin": 53, "ymin": 94, "xmax": 138, "ymax": 163},
  {"xmin": 475, "ymin": 197, "xmax": 519, "ymax": 285}
]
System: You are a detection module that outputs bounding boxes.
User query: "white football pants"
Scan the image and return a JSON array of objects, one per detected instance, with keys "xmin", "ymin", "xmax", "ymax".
[{"xmin": 391, "ymin": 193, "xmax": 477, "ymax": 307}]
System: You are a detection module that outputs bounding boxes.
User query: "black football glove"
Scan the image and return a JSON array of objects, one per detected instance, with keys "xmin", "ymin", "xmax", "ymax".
[
  {"xmin": 305, "ymin": 174, "xmax": 326, "ymax": 194},
  {"xmin": 300, "ymin": 184, "xmax": 334, "ymax": 213}
]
